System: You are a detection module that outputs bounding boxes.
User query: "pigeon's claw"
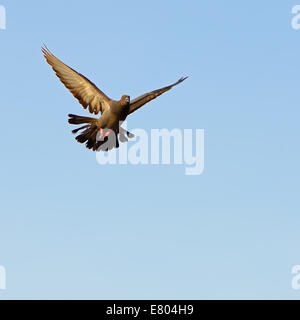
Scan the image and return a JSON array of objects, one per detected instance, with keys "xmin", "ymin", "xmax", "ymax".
[
  {"xmin": 104, "ymin": 131, "xmax": 111, "ymax": 138},
  {"xmin": 98, "ymin": 128, "xmax": 112, "ymax": 140},
  {"xmin": 100, "ymin": 128, "xmax": 104, "ymax": 139}
]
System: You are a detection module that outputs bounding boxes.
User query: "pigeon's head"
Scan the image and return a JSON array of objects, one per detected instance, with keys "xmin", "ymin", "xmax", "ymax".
[{"xmin": 120, "ymin": 95, "xmax": 130, "ymax": 106}]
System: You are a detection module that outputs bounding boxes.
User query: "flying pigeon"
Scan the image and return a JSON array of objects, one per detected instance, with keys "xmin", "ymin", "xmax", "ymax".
[{"xmin": 42, "ymin": 46, "xmax": 187, "ymax": 151}]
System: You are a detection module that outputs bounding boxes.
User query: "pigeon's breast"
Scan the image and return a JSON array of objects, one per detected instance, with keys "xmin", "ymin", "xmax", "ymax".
[{"xmin": 119, "ymin": 105, "xmax": 130, "ymax": 121}]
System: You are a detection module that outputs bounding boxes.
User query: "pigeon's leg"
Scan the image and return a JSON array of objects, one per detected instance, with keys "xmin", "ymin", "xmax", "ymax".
[
  {"xmin": 99, "ymin": 128, "xmax": 111, "ymax": 139},
  {"xmin": 99, "ymin": 128, "xmax": 104, "ymax": 139},
  {"xmin": 104, "ymin": 130, "xmax": 111, "ymax": 138}
]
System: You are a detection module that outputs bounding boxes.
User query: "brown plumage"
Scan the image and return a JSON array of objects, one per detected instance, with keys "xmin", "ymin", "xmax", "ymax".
[{"xmin": 42, "ymin": 46, "xmax": 187, "ymax": 151}]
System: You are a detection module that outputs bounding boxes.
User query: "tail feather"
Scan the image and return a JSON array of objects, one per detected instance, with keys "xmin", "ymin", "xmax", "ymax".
[
  {"xmin": 75, "ymin": 126, "xmax": 96, "ymax": 143},
  {"xmin": 68, "ymin": 114, "xmax": 122, "ymax": 151},
  {"xmin": 68, "ymin": 114, "xmax": 95, "ymax": 125},
  {"xmin": 68, "ymin": 114, "xmax": 99, "ymax": 150},
  {"xmin": 72, "ymin": 125, "xmax": 90, "ymax": 134}
]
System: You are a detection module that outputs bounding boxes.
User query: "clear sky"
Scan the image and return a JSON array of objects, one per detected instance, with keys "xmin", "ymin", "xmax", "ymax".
[{"xmin": 0, "ymin": 0, "xmax": 300, "ymax": 299}]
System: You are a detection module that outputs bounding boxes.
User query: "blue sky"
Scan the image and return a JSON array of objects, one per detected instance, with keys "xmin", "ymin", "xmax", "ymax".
[{"xmin": 0, "ymin": 0, "xmax": 300, "ymax": 299}]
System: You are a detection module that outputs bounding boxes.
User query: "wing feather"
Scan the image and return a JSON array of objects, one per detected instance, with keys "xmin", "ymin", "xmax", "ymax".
[
  {"xmin": 42, "ymin": 46, "xmax": 111, "ymax": 115},
  {"xmin": 128, "ymin": 77, "xmax": 188, "ymax": 115}
]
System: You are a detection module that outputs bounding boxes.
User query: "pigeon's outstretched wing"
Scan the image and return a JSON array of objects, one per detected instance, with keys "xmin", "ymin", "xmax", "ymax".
[
  {"xmin": 42, "ymin": 46, "xmax": 111, "ymax": 115},
  {"xmin": 128, "ymin": 77, "xmax": 188, "ymax": 115}
]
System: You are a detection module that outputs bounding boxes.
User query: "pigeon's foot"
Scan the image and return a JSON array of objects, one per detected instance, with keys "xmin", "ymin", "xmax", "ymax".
[
  {"xmin": 99, "ymin": 128, "xmax": 104, "ymax": 139},
  {"xmin": 104, "ymin": 131, "xmax": 111, "ymax": 138},
  {"xmin": 99, "ymin": 128, "xmax": 111, "ymax": 140}
]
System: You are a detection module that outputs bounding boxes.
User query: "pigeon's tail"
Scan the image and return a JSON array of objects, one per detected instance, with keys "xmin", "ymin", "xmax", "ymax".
[
  {"xmin": 68, "ymin": 114, "xmax": 95, "ymax": 127},
  {"xmin": 68, "ymin": 114, "xmax": 100, "ymax": 150},
  {"xmin": 68, "ymin": 114, "xmax": 119, "ymax": 151}
]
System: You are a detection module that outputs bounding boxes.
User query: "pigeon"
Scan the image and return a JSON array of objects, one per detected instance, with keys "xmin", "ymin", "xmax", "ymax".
[{"xmin": 42, "ymin": 46, "xmax": 187, "ymax": 151}]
